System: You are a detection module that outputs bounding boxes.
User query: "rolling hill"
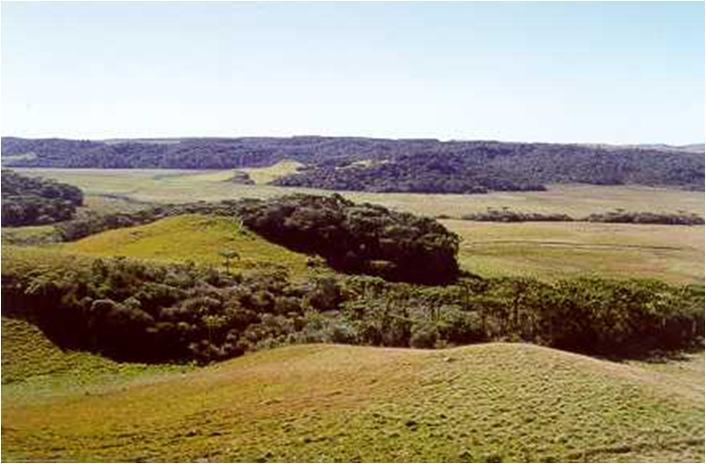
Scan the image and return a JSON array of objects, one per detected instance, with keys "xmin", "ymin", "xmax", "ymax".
[
  {"xmin": 2, "ymin": 317, "xmax": 703, "ymax": 462},
  {"xmin": 60, "ymin": 214, "xmax": 313, "ymax": 277}
]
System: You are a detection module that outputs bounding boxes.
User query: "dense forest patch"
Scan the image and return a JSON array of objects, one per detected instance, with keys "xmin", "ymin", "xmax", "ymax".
[
  {"xmin": 2, "ymin": 247, "xmax": 702, "ymax": 364},
  {"xmin": 3, "ymin": 137, "xmax": 703, "ymax": 192},
  {"xmin": 1, "ymin": 170, "xmax": 84, "ymax": 226}
]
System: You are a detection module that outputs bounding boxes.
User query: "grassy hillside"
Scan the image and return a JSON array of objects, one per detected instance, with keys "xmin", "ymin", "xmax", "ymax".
[
  {"xmin": 446, "ymin": 220, "xmax": 705, "ymax": 284},
  {"xmin": 2, "ymin": 337, "xmax": 703, "ymax": 462},
  {"xmin": 60, "ymin": 214, "xmax": 312, "ymax": 277},
  {"xmin": 1, "ymin": 317, "xmax": 188, "ymax": 397}
]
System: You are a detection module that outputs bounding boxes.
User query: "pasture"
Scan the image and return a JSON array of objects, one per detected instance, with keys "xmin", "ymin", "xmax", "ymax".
[
  {"xmin": 2, "ymin": 327, "xmax": 703, "ymax": 462},
  {"xmin": 60, "ymin": 214, "xmax": 313, "ymax": 277},
  {"xmin": 12, "ymin": 167, "xmax": 705, "ymax": 284},
  {"xmin": 445, "ymin": 220, "xmax": 705, "ymax": 284},
  {"xmin": 15, "ymin": 168, "xmax": 705, "ymax": 217}
]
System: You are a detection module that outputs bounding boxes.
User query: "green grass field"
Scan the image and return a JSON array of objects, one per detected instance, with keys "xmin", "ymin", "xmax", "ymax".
[
  {"xmin": 2, "ymin": 317, "xmax": 703, "ymax": 462},
  {"xmin": 446, "ymin": 220, "xmax": 705, "ymax": 284},
  {"xmin": 60, "ymin": 214, "xmax": 313, "ymax": 277},
  {"xmin": 1, "ymin": 318, "xmax": 189, "ymax": 399}
]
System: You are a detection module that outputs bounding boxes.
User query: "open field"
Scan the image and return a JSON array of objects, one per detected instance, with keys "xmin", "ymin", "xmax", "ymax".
[
  {"xmin": 15, "ymin": 168, "xmax": 705, "ymax": 218},
  {"xmin": 10, "ymin": 168, "xmax": 704, "ymax": 284},
  {"xmin": 60, "ymin": 214, "xmax": 313, "ymax": 277},
  {"xmin": 2, "ymin": 319, "xmax": 703, "ymax": 462},
  {"xmin": 445, "ymin": 220, "xmax": 705, "ymax": 284}
]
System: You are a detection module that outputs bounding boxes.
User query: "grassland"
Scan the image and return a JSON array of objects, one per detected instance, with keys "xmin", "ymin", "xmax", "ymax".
[
  {"xmin": 1, "ymin": 318, "xmax": 189, "ymax": 399},
  {"xmin": 446, "ymin": 220, "xmax": 705, "ymax": 284},
  {"xmin": 15, "ymin": 168, "xmax": 705, "ymax": 217},
  {"xmin": 2, "ymin": 327, "xmax": 703, "ymax": 462},
  {"xmin": 59, "ymin": 214, "xmax": 312, "ymax": 277},
  {"xmin": 11, "ymin": 167, "xmax": 703, "ymax": 285}
]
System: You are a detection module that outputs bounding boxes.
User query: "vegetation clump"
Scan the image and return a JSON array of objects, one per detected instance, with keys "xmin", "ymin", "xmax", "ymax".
[
  {"xmin": 1, "ymin": 170, "xmax": 84, "ymax": 226},
  {"xmin": 3, "ymin": 248, "xmax": 702, "ymax": 364},
  {"xmin": 585, "ymin": 209, "xmax": 705, "ymax": 225},
  {"xmin": 460, "ymin": 207, "xmax": 705, "ymax": 225},
  {"xmin": 462, "ymin": 208, "xmax": 573, "ymax": 222}
]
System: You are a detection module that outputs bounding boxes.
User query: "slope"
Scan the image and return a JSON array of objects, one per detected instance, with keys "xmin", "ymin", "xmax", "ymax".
[
  {"xmin": 2, "ymin": 339, "xmax": 703, "ymax": 462},
  {"xmin": 60, "ymin": 214, "xmax": 313, "ymax": 277}
]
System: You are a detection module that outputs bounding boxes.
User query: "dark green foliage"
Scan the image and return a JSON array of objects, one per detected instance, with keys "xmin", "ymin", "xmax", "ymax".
[
  {"xmin": 584, "ymin": 210, "xmax": 705, "ymax": 225},
  {"xmin": 460, "ymin": 208, "xmax": 705, "ymax": 225},
  {"xmin": 462, "ymin": 208, "xmax": 574, "ymax": 222},
  {"xmin": 56, "ymin": 195, "xmax": 461, "ymax": 285},
  {"xmin": 2, "ymin": 254, "xmax": 702, "ymax": 363},
  {"xmin": 234, "ymin": 194, "xmax": 460, "ymax": 284},
  {"xmin": 1, "ymin": 170, "xmax": 84, "ymax": 226},
  {"xmin": 2, "ymin": 257, "xmax": 306, "ymax": 363},
  {"xmin": 3, "ymin": 137, "xmax": 703, "ymax": 191}
]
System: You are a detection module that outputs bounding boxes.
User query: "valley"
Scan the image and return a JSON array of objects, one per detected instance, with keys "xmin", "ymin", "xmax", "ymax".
[{"xmin": 2, "ymin": 156, "xmax": 704, "ymax": 463}]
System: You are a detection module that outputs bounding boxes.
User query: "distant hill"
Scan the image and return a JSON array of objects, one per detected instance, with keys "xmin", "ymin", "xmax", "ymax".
[{"xmin": 2, "ymin": 136, "xmax": 703, "ymax": 192}]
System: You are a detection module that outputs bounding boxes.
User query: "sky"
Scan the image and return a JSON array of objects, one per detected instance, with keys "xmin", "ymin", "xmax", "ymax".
[{"xmin": 1, "ymin": 1, "xmax": 703, "ymax": 144}]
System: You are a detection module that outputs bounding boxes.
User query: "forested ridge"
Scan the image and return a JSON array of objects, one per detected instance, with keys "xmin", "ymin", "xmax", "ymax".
[
  {"xmin": 3, "ymin": 136, "xmax": 703, "ymax": 192},
  {"xmin": 1, "ymin": 170, "xmax": 84, "ymax": 226}
]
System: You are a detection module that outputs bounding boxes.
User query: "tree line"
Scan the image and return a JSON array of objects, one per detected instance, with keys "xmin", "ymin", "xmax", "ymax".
[
  {"xmin": 1, "ymin": 170, "xmax": 84, "ymax": 226},
  {"xmin": 460, "ymin": 208, "xmax": 705, "ymax": 225},
  {"xmin": 3, "ymin": 248, "xmax": 703, "ymax": 364},
  {"xmin": 3, "ymin": 137, "xmax": 703, "ymax": 191}
]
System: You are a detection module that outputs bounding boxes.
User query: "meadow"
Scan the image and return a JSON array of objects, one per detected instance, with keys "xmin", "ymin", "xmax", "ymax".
[
  {"xmin": 15, "ymin": 167, "xmax": 705, "ymax": 217},
  {"xmin": 447, "ymin": 220, "xmax": 705, "ymax": 284},
  {"xmin": 2, "ymin": 316, "xmax": 703, "ymax": 462},
  {"xmin": 12, "ymin": 167, "xmax": 706, "ymax": 284}
]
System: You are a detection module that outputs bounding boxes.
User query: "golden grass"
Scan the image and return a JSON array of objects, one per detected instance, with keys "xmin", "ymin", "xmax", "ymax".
[
  {"xmin": 15, "ymin": 168, "xmax": 704, "ymax": 217},
  {"xmin": 445, "ymin": 220, "xmax": 705, "ymax": 284},
  {"xmin": 2, "ymin": 338, "xmax": 703, "ymax": 462},
  {"xmin": 59, "ymin": 214, "xmax": 312, "ymax": 277},
  {"xmin": 10, "ymin": 168, "xmax": 705, "ymax": 283}
]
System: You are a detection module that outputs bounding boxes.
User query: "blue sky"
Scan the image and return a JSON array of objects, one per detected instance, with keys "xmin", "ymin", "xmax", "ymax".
[{"xmin": 1, "ymin": 2, "xmax": 703, "ymax": 144}]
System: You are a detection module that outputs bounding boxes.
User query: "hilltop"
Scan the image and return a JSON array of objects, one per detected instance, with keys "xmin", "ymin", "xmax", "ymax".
[
  {"xmin": 2, "ymin": 324, "xmax": 703, "ymax": 462},
  {"xmin": 61, "ymin": 214, "xmax": 313, "ymax": 277}
]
